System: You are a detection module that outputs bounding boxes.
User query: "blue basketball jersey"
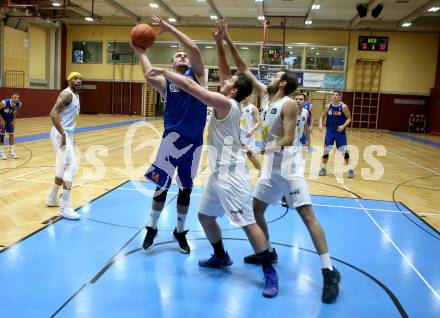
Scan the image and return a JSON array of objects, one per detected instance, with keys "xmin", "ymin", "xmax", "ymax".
[
  {"xmin": 0, "ymin": 98, "xmax": 21, "ymax": 121},
  {"xmin": 326, "ymin": 103, "xmax": 346, "ymax": 131},
  {"xmin": 164, "ymin": 67, "xmax": 207, "ymax": 144},
  {"xmin": 304, "ymin": 101, "xmax": 312, "ymax": 126}
]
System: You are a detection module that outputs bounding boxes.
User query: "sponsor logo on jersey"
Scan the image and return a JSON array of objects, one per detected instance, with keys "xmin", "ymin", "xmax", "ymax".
[
  {"xmin": 270, "ymin": 108, "xmax": 277, "ymax": 114},
  {"xmin": 169, "ymin": 84, "xmax": 180, "ymax": 93}
]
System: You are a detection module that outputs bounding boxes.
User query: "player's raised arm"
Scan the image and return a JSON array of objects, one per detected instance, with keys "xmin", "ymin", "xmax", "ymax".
[
  {"xmin": 147, "ymin": 67, "xmax": 231, "ymax": 118},
  {"xmin": 224, "ymin": 26, "xmax": 266, "ymax": 97},
  {"xmin": 152, "ymin": 15, "xmax": 205, "ymax": 83},
  {"xmin": 213, "ymin": 19, "xmax": 231, "ymax": 89}
]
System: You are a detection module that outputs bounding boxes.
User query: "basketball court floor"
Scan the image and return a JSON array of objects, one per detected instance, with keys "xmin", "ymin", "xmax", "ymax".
[{"xmin": 0, "ymin": 116, "xmax": 439, "ymax": 317}]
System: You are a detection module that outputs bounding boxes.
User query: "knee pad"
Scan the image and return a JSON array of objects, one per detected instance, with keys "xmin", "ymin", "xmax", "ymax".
[
  {"xmin": 322, "ymin": 153, "xmax": 329, "ymax": 159},
  {"xmin": 0, "ymin": 134, "xmax": 4, "ymax": 143},
  {"xmin": 344, "ymin": 152, "xmax": 350, "ymax": 160},
  {"xmin": 153, "ymin": 186, "xmax": 168, "ymax": 203},
  {"xmin": 177, "ymin": 188, "xmax": 192, "ymax": 206}
]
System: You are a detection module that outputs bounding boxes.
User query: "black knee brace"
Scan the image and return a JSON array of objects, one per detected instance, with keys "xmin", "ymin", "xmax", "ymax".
[
  {"xmin": 153, "ymin": 186, "xmax": 168, "ymax": 203},
  {"xmin": 344, "ymin": 152, "xmax": 350, "ymax": 160},
  {"xmin": 322, "ymin": 153, "xmax": 329, "ymax": 159},
  {"xmin": 0, "ymin": 134, "xmax": 4, "ymax": 144},
  {"xmin": 177, "ymin": 188, "xmax": 192, "ymax": 206}
]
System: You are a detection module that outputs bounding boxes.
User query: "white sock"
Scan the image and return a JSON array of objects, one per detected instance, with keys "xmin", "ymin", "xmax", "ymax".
[
  {"xmin": 266, "ymin": 239, "xmax": 273, "ymax": 252},
  {"xmin": 176, "ymin": 213, "xmax": 187, "ymax": 232},
  {"xmin": 62, "ymin": 189, "xmax": 71, "ymax": 209},
  {"xmin": 320, "ymin": 252, "xmax": 333, "ymax": 270},
  {"xmin": 49, "ymin": 183, "xmax": 61, "ymax": 198},
  {"xmin": 147, "ymin": 209, "xmax": 161, "ymax": 229},
  {"xmin": 9, "ymin": 145, "xmax": 14, "ymax": 152}
]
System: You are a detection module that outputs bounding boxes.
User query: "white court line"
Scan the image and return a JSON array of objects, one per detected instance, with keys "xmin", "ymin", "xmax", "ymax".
[
  {"xmin": 340, "ymin": 181, "xmax": 440, "ymax": 302},
  {"xmin": 0, "ymin": 135, "xmax": 149, "ymax": 186},
  {"xmin": 16, "ymin": 178, "xmax": 440, "ymax": 218},
  {"xmin": 350, "ymin": 134, "xmax": 440, "ymax": 176}
]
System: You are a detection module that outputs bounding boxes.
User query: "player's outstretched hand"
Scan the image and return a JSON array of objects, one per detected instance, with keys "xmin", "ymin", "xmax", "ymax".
[
  {"xmin": 130, "ymin": 41, "xmax": 145, "ymax": 54},
  {"xmin": 152, "ymin": 15, "xmax": 171, "ymax": 32}
]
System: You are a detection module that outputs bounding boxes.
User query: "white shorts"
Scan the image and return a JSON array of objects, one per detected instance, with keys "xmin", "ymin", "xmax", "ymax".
[
  {"xmin": 198, "ymin": 172, "xmax": 256, "ymax": 227},
  {"xmin": 50, "ymin": 127, "xmax": 77, "ymax": 182},
  {"xmin": 254, "ymin": 171, "xmax": 311, "ymax": 209}
]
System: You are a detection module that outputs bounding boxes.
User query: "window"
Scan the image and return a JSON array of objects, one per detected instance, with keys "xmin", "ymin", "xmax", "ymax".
[
  {"xmin": 72, "ymin": 41, "xmax": 103, "ymax": 64},
  {"xmin": 107, "ymin": 41, "xmax": 138, "ymax": 64},
  {"xmin": 197, "ymin": 43, "xmax": 260, "ymax": 68},
  {"xmin": 283, "ymin": 46, "xmax": 303, "ymax": 69},
  {"xmin": 146, "ymin": 42, "xmax": 180, "ymax": 65},
  {"xmin": 305, "ymin": 46, "xmax": 346, "ymax": 71}
]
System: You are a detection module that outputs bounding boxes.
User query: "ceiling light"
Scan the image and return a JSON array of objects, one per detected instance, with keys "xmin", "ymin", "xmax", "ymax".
[
  {"xmin": 333, "ymin": 48, "xmax": 338, "ymax": 51},
  {"xmin": 241, "ymin": 47, "xmax": 249, "ymax": 50},
  {"xmin": 311, "ymin": 47, "xmax": 315, "ymax": 50},
  {"xmin": 150, "ymin": 3, "xmax": 159, "ymax": 8},
  {"xmin": 198, "ymin": 0, "xmax": 206, "ymax": 2},
  {"xmin": 84, "ymin": 17, "xmax": 94, "ymax": 22},
  {"xmin": 258, "ymin": 16, "xmax": 265, "ymax": 20},
  {"xmin": 52, "ymin": 2, "xmax": 61, "ymax": 7},
  {"xmin": 305, "ymin": 20, "xmax": 312, "ymax": 25},
  {"xmin": 255, "ymin": 0, "xmax": 264, "ymax": 2},
  {"xmin": 316, "ymin": 52, "xmax": 320, "ymax": 55},
  {"xmin": 428, "ymin": 7, "xmax": 440, "ymax": 12},
  {"xmin": 288, "ymin": 46, "xmax": 292, "ymax": 49},
  {"xmin": 205, "ymin": 46, "xmax": 213, "ymax": 49},
  {"xmin": 210, "ymin": 15, "xmax": 218, "ymax": 20},
  {"xmin": 401, "ymin": 22, "xmax": 412, "ymax": 27},
  {"xmin": 168, "ymin": 17, "xmax": 176, "ymax": 22},
  {"xmin": 311, "ymin": 4, "xmax": 320, "ymax": 10},
  {"xmin": 170, "ymin": 45, "xmax": 178, "ymax": 48}
]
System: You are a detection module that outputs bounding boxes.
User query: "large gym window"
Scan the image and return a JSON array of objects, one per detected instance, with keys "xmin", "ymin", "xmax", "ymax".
[
  {"xmin": 283, "ymin": 46, "xmax": 303, "ymax": 69},
  {"xmin": 197, "ymin": 42, "xmax": 260, "ymax": 68},
  {"xmin": 146, "ymin": 42, "xmax": 180, "ymax": 65},
  {"xmin": 107, "ymin": 41, "xmax": 139, "ymax": 64},
  {"xmin": 305, "ymin": 46, "xmax": 346, "ymax": 71},
  {"xmin": 72, "ymin": 41, "xmax": 103, "ymax": 64}
]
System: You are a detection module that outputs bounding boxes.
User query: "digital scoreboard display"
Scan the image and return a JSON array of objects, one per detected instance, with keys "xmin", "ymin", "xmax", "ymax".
[{"xmin": 358, "ymin": 36, "xmax": 389, "ymax": 52}]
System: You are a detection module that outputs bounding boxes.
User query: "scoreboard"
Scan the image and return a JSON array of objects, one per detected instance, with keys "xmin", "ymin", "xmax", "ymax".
[{"xmin": 358, "ymin": 36, "xmax": 389, "ymax": 52}]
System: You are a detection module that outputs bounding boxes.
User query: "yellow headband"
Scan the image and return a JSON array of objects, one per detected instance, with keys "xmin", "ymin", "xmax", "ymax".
[{"xmin": 67, "ymin": 72, "xmax": 82, "ymax": 81}]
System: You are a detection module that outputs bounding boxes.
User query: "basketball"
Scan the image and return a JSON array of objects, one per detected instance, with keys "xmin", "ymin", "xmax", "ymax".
[{"xmin": 130, "ymin": 24, "xmax": 156, "ymax": 49}]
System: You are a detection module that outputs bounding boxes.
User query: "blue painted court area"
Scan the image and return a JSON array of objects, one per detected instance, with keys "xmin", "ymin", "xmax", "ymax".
[
  {"xmin": 1, "ymin": 181, "xmax": 440, "ymax": 317},
  {"xmin": 390, "ymin": 131, "xmax": 440, "ymax": 149}
]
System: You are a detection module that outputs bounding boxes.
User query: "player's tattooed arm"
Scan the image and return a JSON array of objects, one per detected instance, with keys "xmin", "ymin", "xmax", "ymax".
[{"xmin": 49, "ymin": 90, "xmax": 72, "ymax": 147}]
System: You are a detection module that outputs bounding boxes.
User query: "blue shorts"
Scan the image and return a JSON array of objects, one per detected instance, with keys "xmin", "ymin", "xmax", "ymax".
[
  {"xmin": 0, "ymin": 120, "xmax": 14, "ymax": 134},
  {"xmin": 324, "ymin": 129, "xmax": 347, "ymax": 153},
  {"xmin": 300, "ymin": 133, "xmax": 307, "ymax": 145},
  {"xmin": 145, "ymin": 131, "xmax": 202, "ymax": 190}
]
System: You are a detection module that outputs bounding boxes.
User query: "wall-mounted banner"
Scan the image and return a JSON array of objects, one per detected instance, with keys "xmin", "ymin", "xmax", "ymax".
[
  {"xmin": 303, "ymin": 72, "xmax": 325, "ymax": 88},
  {"xmin": 323, "ymin": 74, "xmax": 345, "ymax": 89}
]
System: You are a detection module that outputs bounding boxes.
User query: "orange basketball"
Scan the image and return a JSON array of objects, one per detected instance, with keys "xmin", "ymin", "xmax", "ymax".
[{"xmin": 130, "ymin": 24, "xmax": 156, "ymax": 49}]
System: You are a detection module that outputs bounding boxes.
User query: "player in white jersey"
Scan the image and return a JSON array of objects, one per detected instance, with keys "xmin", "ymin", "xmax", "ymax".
[
  {"xmin": 224, "ymin": 29, "xmax": 341, "ymax": 304},
  {"xmin": 147, "ymin": 27, "xmax": 279, "ymax": 299},
  {"xmin": 45, "ymin": 72, "xmax": 82, "ymax": 220},
  {"xmin": 240, "ymin": 96, "xmax": 261, "ymax": 172}
]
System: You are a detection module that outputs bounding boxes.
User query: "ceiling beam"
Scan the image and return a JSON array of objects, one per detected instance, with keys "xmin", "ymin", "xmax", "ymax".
[
  {"xmin": 206, "ymin": 0, "xmax": 222, "ymax": 19},
  {"xmin": 397, "ymin": 0, "xmax": 440, "ymax": 28},
  {"xmin": 102, "ymin": 0, "xmax": 140, "ymax": 21},
  {"xmin": 154, "ymin": 0, "xmax": 181, "ymax": 22},
  {"xmin": 348, "ymin": 0, "xmax": 382, "ymax": 29},
  {"xmin": 68, "ymin": 0, "xmax": 93, "ymax": 17}
]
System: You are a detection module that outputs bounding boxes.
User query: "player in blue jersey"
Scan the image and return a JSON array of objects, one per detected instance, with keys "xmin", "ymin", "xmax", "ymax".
[
  {"xmin": 300, "ymin": 91, "xmax": 315, "ymax": 149},
  {"xmin": 0, "ymin": 93, "xmax": 22, "ymax": 160},
  {"xmin": 318, "ymin": 90, "xmax": 353, "ymax": 178},
  {"xmin": 131, "ymin": 16, "xmax": 207, "ymax": 254}
]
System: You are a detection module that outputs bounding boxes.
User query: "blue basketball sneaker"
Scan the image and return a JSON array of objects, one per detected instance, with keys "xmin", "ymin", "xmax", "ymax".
[
  {"xmin": 263, "ymin": 268, "xmax": 279, "ymax": 298},
  {"xmin": 199, "ymin": 251, "xmax": 233, "ymax": 268}
]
